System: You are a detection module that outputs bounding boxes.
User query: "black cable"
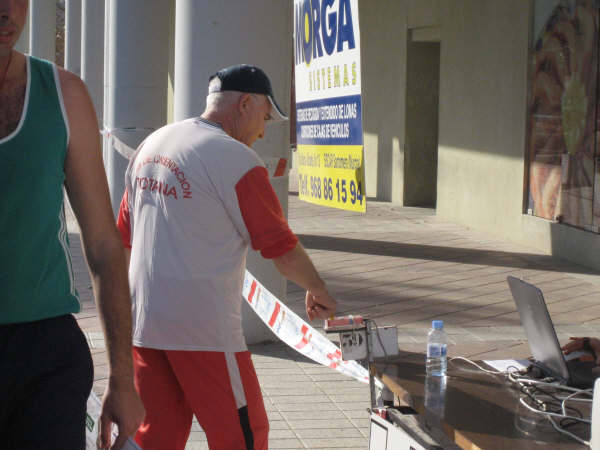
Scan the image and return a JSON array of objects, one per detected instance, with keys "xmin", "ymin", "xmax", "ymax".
[
  {"xmin": 559, "ymin": 417, "xmax": 581, "ymax": 429},
  {"xmin": 517, "ymin": 382, "xmax": 586, "ymax": 423}
]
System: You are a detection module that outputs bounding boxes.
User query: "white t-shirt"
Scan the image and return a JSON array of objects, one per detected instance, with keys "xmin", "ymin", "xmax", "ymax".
[{"xmin": 117, "ymin": 118, "xmax": 297, "ymax": 351}]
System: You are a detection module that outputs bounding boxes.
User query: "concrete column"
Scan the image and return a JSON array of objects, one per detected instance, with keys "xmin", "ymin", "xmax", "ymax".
[
  {"xmin": 104, "ymin": 0, "xmax": 170, "ymax": 216},
  {"xmin": 15, "ymin": 8, "xmax": 29, "ymax": 54},
  {"xmin": 65, "ymin": 0, "xmax": 81, "ymax": 75},
  {"xmin": 81, "ymin": 0, "xmax": 105, "ymax": 126},
  {"xmin": 29, "ymin": 0, "xmax": 55, "ymax": 62},
  {"xmin": 174, "ymin": 0, "xmax": 293, "ymax": 344}
]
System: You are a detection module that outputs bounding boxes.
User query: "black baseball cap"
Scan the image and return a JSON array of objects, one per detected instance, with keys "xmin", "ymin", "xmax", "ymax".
[{"xmin": 208, "ymin": 64, "xmax": 288, "ymax": 122}]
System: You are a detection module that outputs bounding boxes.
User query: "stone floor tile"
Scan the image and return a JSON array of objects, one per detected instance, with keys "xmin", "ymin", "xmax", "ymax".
[
  {"xmin": 268, "ymin": 438, "xmax": 305, "ymax": 449},
  {"xmin": 323, "ymin": 392, "xmax": 370, "ymax": 402},
  {"xmin": 269, "ymin": 429, "xmax": 298, "ymax": 439},
  {"xmin": 269, "ymin": 395, "xmax": 338, "ymax": 405},
  {"xmin": 302, "ymin": 437, "xmax": 369, "ymax": 448},
  {"xmin": 273, "ymin": 402, "xmax": 343, "ymax": 412},
  {"xmin": 264, "ymin": 386, "xmax": 327, "ymax": 396},
  {"xmin": 280, "ymin": 410, "xmax": 350, "ymax": 421},
  {"xmin": 284, "ymin": 418, "xmax": 356, "ymax": 430},
  {"xmin": 343, "ymin": 409, "xmax": 371, "ymax": 419},
  {"xmin": 269, "ymin": 420, "xmax": 292, "ymax": 430},
  {"xmin": 294, "ymin": 427, "xmax": 365, "ymax": 439}
]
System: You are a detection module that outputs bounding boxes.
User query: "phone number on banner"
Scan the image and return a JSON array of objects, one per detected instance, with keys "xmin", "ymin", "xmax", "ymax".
[
  {"xmin": 296, "ymin": 145, "xmax": 366, "ymax": 212},
  {"xmin": 298, "ymin": 174, "xmax": 364, "ymax": 206}
]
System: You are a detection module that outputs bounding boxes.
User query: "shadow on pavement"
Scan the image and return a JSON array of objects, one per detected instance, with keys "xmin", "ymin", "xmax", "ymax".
[{"xmin": 297, "ymin": 234, "xmax": 600, "ymax": 276}]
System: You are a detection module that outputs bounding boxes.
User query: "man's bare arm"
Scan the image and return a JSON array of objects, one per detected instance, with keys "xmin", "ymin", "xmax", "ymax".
[
  {"xmin": 122, "ymin": 248, "xmax": 131, "ymax": 269},
  {"xmin": 272, "ymin": 243, "xmax": 336, "ymax": 320},
  {"xmin": 60, "ymin": 68, "xmax": 144, "ymax": 450}
]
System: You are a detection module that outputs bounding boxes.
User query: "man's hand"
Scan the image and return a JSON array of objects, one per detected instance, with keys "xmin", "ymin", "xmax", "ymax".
[
  {"xmin": 562, "ymin": 337, "xmax": 600, "ymax": 365},
  {"xmin": 97, "ymin": 377, "xmax": 145, "ymax": 450},
  {"xmin": 305, "ymin": 285, "xmax": 336, "ymax": 321},
  {"xmin": 272, "ymin": 243, "xmax": 337, "ymax": 320}
]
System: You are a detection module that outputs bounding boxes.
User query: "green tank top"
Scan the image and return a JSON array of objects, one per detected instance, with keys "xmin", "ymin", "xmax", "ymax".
[{"xmin": 0, "ymin": 56, "xmax": 80, "ymax": 324}]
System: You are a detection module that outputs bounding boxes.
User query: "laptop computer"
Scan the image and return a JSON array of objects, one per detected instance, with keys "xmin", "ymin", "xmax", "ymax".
[{"xmin": 507, "ymin": 276, "xmax": 599, "ymax": 388}]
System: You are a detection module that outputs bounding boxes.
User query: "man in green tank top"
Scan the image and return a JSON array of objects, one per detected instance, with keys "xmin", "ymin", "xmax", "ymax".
[{"xmin": 0, "ymin": 1, "xmax": 144, "ymax": 449}]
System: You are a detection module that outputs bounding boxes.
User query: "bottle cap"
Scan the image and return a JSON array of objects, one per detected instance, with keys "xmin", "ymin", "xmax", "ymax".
[{"xmin": 432, "ymin": 320, "xmax": 444, "ymax": 330}]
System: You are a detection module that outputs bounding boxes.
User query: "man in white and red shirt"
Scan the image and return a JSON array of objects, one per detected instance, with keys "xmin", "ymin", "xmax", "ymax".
[{"xmin": 117, "ymin": 65, "xmax": 336, "ymax": 450}]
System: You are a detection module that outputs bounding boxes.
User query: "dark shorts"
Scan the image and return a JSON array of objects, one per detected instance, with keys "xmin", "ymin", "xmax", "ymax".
[{"xmin": 0, "ymin": 314, "xmax": 94, "ymax": 450}]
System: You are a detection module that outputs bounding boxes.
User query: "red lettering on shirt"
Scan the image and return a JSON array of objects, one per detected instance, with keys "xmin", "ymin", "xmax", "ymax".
[
  {"xmin": 135, "ymin": 177, "xmax": 179, "ymax": 200},
  {"xmin": 166, "ymin": 185, "xmax": 177, "ymax": 199},
  {"xmin": 135, "ymin": 154, "xmax": 193, "ymax": 199}
]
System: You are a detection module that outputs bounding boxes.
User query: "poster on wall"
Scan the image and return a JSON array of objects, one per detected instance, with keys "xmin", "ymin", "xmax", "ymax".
[
  {"xmin": 293, "ymin": 0, "xmax": 366, "ymax": 212},
  {"xmin": 527, "ymin": 0, "xmax": 599, "ymax": 231}
]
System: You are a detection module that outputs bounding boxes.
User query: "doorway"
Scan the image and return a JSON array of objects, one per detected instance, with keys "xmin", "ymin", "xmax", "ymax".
[{"xmin": 404, "ymin": 30, "xmax": 440, "ymax": 207}]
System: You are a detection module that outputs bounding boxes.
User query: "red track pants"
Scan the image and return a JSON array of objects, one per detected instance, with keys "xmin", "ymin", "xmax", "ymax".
[{"xmin": 132, "ymin": 347, "xmax": 269, "ymax": 450}]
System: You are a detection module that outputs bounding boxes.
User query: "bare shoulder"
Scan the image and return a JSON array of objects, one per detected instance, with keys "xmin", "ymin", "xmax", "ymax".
[
  {"xmin": 57, "ymin": 66, "xmax": 111, "ymax": 239},
  {"xmin": 56, "ymin": 66, "xmax": 87, "ymax": 96},
  {"xmin": 56, "ymin": 66, "xmax": 96, "ymax": 124},
  {"xmin": 55, "ymin": 66, "xmax": 99, "ymax": 154}
]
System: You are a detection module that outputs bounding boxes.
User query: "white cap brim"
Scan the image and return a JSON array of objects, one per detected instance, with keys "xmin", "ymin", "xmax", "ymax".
[{"xmin": 268, "ymin": 95, "xmax": 288, "ymax": 122}]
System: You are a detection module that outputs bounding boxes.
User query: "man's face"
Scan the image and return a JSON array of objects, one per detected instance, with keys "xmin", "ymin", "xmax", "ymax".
[
  {"xmin": 0, "ymin": 0, "xmax": 28, "ymax": 58},
  {"xmin": 237, "ymin": 94, "xmax": 272, "ymax": 147}
]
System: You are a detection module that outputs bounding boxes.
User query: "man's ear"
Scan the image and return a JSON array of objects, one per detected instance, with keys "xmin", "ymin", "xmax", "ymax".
[{"xmin": 237, "ymin": 93, "xmax": 252, "ymax": 115}]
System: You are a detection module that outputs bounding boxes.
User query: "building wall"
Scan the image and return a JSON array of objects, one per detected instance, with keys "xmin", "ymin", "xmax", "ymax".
[
  {"xmin": 360, "ymin": 0, "xmax": 441, "ymax": 202},
  {"xmin": 358, "ymin": 0, "xmax": 600, "ymax": 270},
  {"xmin": 359, "ymin": 1, "xmax": 407, "ymax": 200},
  {"xmin": 434, "ymin": 0, "xmax": 600, "ymax": 270},
  {"xmin": 436, "ymin": 0, "xmax": 530, "ymax": 236}
]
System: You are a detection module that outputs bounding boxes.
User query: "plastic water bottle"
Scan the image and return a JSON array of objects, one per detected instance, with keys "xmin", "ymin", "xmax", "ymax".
[
  {"xmin": 426, "ymin": 320, "xmax": 447, "ymax": 376},
  {"xmin": 424, "ymin": 375, "xmax": 447, "ymax": 417}
]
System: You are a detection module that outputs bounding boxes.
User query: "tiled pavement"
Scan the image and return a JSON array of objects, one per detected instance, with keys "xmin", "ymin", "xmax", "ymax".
[{"xmin": 67, "ymin": 189, "xmax": 600, "ymax": 449}]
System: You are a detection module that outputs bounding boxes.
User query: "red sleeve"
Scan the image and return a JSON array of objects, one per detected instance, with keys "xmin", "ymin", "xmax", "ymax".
[
  {"xmin": 116, "ymin": 189, "xmax": 132, "ymax": 249},
  {"xmin": 235, "ymin": 166, "xmax": 298, "ymax": 258}
]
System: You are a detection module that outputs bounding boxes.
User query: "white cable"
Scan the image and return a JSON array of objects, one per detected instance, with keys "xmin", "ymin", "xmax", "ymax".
[
  {"xmin": 518, "ymin": 397, "xmax": 591, "ymax": 424},
  {"xmin": 510, "ymin": 373, "xmax": 593, "ymax": 446},
  {"xmin": 454, "ymin": 356, "xmax": 595, "ymax": 446},
  {"xmin": 561, "ymin": 397, "xmax": 593, "ymax": 403},
  {"xmin": 447, "ymin": 355, "xmax": 593, "ymax": 446},
  {"xmin": 449, "ymin": 356, "xmax": 519, "ymax": 375},
  {"xmin": 368, "ymin": 320, "xmax": 388, "ymax": 359},
  {"xmin": 562, "ymin": 389, "xmax": 594, "ymax": 416},
  {"xmin": 512, "ymin": 377, "xmax": 591, "ymax": 393},
  {"xmin": 508, "ymin": 370, "xmax": 539, "ymax": 384},
  {"xmin": 547, "ymin": 415, "xmax": 591, "ymax": 447},
  {"xmin": 533, "ymin": 394, "xmax": 592, "ymax": 403},
  {"xmin": 449, "ymin": 355, "xmax": 593, "ymax": 445}
]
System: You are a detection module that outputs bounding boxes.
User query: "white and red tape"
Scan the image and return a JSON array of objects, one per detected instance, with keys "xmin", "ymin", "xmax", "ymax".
[{"xmin": 243, "ymin": 270, "xmax": 374, "ymax": 385}]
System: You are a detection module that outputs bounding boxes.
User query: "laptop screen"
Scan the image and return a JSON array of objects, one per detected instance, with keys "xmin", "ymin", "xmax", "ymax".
[{"xmin": 507, "ymin": 276, "xmax": 570, "ymax": 381}]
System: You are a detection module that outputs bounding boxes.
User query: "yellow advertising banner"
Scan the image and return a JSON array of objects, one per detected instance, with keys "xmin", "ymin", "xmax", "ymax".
[
  {"xmin": 293, "ymin": 0, "xmax": 365, "ymax": 213},
  {"xmin": 297, "ymin": 145, "xmax": 365, "ymax": 212}
]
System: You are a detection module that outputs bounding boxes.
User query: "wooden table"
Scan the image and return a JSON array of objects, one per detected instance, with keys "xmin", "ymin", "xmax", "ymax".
[{"xmin": 374, "ymin": 352, "xmax": 589, "ymax": 449}]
